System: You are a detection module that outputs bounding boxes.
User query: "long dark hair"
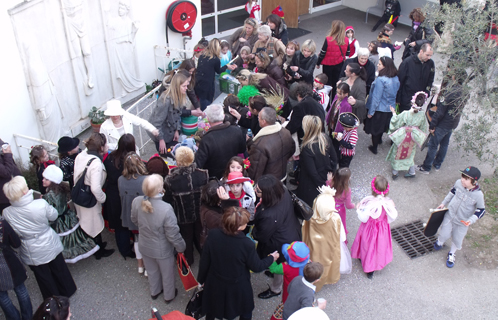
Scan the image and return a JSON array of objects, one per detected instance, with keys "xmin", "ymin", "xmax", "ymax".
[
  {"xmin": 331, "ymin": 168, "xmax": 351, "ymax": 197},
  {"xmin": 348, "ymin": 63, "xmax": 367, "ymax": 82},
  {"xmin": 45, "ymin": 181, "xmax": 70, "ymax": 195},
  {"xmin": 257, "ymin": 175, "xmax": 284, "ymax": 208},
  {"xmin": 378, "ymin": 57, "xmax": 398, "ymax": 78},
  {"xmin": 266, "ymin": 14, "xmax": 282, "ymax": 36},
  {"xmin": 110, "ymin": 134, "xmax": 136, "ymax": 168},
  {"xmin": 164, "ymin": 59, "xmax": 196, "ymax": 90},
  {"xmin": 33, "ymin": 296, "xmax": 70, "ymax": 320},
  {"xmin": 222, "ymin": 156, "xmax": 248, "ymax": 180}
]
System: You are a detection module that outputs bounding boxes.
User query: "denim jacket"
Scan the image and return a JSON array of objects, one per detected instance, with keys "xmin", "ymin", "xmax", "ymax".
[{"xmin": 365, "ymin": 76, "xmax": 400, "ymax": 116}]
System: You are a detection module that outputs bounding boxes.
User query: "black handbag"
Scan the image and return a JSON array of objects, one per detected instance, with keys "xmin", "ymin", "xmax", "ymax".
[
  {"xmin": 185, "ymin": 288, "xmax": 205, "ymax": 319},
  {"xmin": 71, "ymin": 158, "xmax": 97, "ymax": 208},
  {"xmin": 287, "ymin": 188, "xmax": 313, "ymax": 221}
]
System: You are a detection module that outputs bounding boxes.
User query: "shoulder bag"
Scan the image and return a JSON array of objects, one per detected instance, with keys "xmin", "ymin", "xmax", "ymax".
[
  {"xmin": 286, "ymin": 187, "xmax": 313, "ymax": 221},
  {"xmin": 71, "ymin": 158, "xmax": 97, "ymax": 208}
]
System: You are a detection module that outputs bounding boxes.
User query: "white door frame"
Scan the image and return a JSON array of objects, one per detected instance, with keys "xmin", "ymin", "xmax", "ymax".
[
  {"xmin": 309, "ymin": 0, "xmax": 343, "ymax": 14},
  {"xmin": 201, "ymin": 0, "xmax": 261, "ymax": 39}
]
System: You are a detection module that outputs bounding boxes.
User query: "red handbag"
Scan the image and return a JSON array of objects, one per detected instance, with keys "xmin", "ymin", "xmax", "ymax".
[{"xmin": 176, "ymin": 253, "xmax": 198, "ymax": 291}]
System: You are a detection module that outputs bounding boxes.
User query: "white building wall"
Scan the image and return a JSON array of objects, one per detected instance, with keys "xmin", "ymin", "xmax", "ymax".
[{"xmin": 0, "ymin": 0, "xmax": 201, "ymax": 162}]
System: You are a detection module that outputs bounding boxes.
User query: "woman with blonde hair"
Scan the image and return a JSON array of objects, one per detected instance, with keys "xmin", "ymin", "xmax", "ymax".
[
  {"xmin": 131, "ymin": 174, "xmax": 186, "ymax": 303},
  {"xmin": 286, "ymin": 39, "xmax": 318, "ymax": 85},
  {"xmin": 229, "ymin": 18, "xmax": 259, "ymax": 57},
  {"xmin": 295, "ymin": 115, "xmax": 337, "ymax": 206},
  {"xmin": 3, "ymin": 176, "xmax": 77, "ymax": 299},
  {"xmin": 118, "ymin": 152, "xmax": 148, "ymax": 274},
  {"xmin": 148, "ymin": 70, "xmax": 191, "ymax": 155},
  {"xmin": 254, "ymin": 51, "xmax": 286, "ymax": 88},
  {"xmin": 164, "ymin": 146, "xmax": 209, "ymax": 265},
  {"xmin": 251, "ymin": 25, "xmax": 286, "ymax": 67},
  {"xmin": 302, "ymin": 185, "xmax": 350, "ymax": 291},
  {"xmin": 316, "ymin": 20, "xmax": 349, "ymax": 96},
  {"xmin": 195, "ymin": 39, "xmax": 236, "ymax": 110}
]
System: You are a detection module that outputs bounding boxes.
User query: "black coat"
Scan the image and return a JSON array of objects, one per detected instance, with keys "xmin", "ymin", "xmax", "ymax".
[
  {"xmin": 286, "ymin": 96, "xmax": 326, "ymax": 141},
  {"xmin": 164, "ymin": 164, "xmax": 209, "ymax": 224},
  {"xmin": 238, "ymin": 113, "xmax": 261, "ymax": 136},
  {"xmin": 260, "ymin": 60, "xmax": 286, "ymax": 88},
  {"xmin": 252, "ymin": 191, "xmax": 302, "ymax": 264},
  {"xmin": 340, "ymin": 57, "xmax": 376, "ymax": 93},
  {"xmin": 287, "ymin": 52, "xmax": 318, "ymax": 84},
  {"xmin": 198, "ymin": 229, "xmax": 273, "ymax": 319},
  {"xmin": 195, "ymin": 122, "xmax": 246, "ymax": 179},
  {"xmin": 0, "ymin": 146, "xmax": 21, "ymax": 207},
  {"xmin": 430, "ymin": 83, "xmax": 463, "ymax": 130},
  {"xmin": 402, "ymin": 23, "xmax": 433, "ymax": 60},
  {"xmin": 194, "ymin": 55, "xmax": 228, "ymax": 102},
  {"xmin": 397, "ymin": 54, "xmax": 435, "ymax": 111},
  {"xmin": 103, "ymin": 154, "xmax": 124, "ymax": 229},
  {"xmin": 296, "ymin": 136, "xmax": 338, "ymax": 206},
  {"xmin": 0, "ymin": 219, "xmax": 27, "ymax": 291}
]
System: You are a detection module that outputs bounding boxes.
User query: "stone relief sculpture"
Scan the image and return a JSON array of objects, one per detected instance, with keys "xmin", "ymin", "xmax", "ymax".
[
  {"xmin": 22, "ymin": 40, "xmax": 63, "ymax": 144},
  {"xmin": 62, "ymin": 0, "xmax": 95, "ymax": 95},
  {"xmin": 107, "ymin": 0, "xmax": 144, "ymax": 97}
]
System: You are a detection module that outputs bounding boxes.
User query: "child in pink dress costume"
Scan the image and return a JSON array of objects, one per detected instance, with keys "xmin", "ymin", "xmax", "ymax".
[
  {"xmin": 326, "ymin": 167, "xmax": 355, "ymax": 236},
  {"xmin": 351, "ymin": 175, "xmax": 398, "ymax": 279}
]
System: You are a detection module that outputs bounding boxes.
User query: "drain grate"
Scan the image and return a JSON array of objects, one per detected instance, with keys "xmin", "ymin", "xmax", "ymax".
[{"xmin": 391, "ymin": 220, "xmax": 438, "ymax": 259}]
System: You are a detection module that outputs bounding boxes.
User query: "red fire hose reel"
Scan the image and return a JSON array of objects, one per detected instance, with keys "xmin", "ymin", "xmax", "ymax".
[{"xmin": 166, "ymin": 0, "xmax": 197, "ymax": 35}]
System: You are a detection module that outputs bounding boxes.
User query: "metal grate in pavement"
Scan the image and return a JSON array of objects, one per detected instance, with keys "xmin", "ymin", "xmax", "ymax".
[{"xmin": 391, "ymin": 220, "xmax": 438, "ymax": 259}]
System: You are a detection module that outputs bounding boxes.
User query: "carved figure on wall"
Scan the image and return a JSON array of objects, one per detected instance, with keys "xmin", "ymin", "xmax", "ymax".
[
  {"xmin": 107, "ymin": 0, "xmax": 144, "ymax": 97},
  {"xmin": 22, "ymin": 41, "xmax": 63, "ymax": 144},
  {"xmin": 62, "ymin": 0, "xmax": 95, "ymax": 95}
]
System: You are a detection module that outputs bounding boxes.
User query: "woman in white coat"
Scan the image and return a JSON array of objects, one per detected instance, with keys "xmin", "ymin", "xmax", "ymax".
[
  {"xmin": 2, "ymin": 176, "xmax": 77, "ymax": 299},
  {"xmin": 100, "ymin": 99, "xmax": 159, "ymax": 151},
  {"xmin": 73, "ymin": 133, "xmax": 115, "ymax": 259}
]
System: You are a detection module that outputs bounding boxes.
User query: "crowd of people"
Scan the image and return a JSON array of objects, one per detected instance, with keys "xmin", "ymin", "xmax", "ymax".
[{"xmin": 0, "ymin": 5, "xmax": 489, "ymax": 320}]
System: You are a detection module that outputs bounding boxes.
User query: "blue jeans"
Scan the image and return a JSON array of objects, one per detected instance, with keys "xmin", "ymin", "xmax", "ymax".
[
  {"xmin": 422, "ymin": 127, "xmax": 453, "ymax": 171},
  {"xmin": 0, "ymin": 283, "xmax": 33, "ymax": 320}
]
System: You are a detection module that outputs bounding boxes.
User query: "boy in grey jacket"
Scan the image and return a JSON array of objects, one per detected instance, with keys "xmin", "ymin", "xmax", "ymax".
[{"xmin": 433, "ymin": 166, "xmax": 485, "ymax": 268}]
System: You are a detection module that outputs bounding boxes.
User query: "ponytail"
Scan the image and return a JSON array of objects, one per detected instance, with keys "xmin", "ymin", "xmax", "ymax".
[
  {"xmin": 348, "ymin": 63, "xmax": 367, "ymax": 82},
  {"xmin": 141, "ymin": 196, "xmax": 154, "ymax": 213}
]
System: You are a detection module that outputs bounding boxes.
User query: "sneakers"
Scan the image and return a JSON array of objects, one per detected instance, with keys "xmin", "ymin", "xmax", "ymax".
[
  {"xmin": 404, "ymin": 173, "xmax": 416, "ymax": 178},
  {"xmin": 446, "ymin": 253, "xmax": 456, "ymax": 268},
  {"xmin": 417, "ymin": 165, "xmax": 430, "ymax": 174},
  {"xmin": 433, "ymin": 241, "xmax": 443, "ymax": 251},
  {"xmin": 392, "ymin": 173, "xmax": 399, "ymax": 181},
  {"xmin": 434, "ymin": 166, "xmax": 440, "ymax": 171}
]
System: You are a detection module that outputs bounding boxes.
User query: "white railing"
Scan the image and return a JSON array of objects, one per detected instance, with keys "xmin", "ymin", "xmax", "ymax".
[{"xmin": 13, "ymin": 85, "xmax": 161, "ymax": 164}]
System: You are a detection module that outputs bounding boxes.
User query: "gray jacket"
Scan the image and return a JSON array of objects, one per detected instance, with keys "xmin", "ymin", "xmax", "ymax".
[
  {"xmin": 148, "ymin": 96, "xmax": 182, "ymax": 144},
  {"xmin": 443, "ymin": 179, "xmax": 485, "ymax": 224},
  {"xmin": 339, "ymin": 77, "xmax": 367, "ymax": 123},
  {"xmin": 3, "ymin": 190, "xmax": 63, "ymax": 266},
  {"xmin": 131, "ymin": 194, "xmax": 186, "ymax": 259},
  {"xmin": 118, "ymin": 175, "xmax": 147, "ymax": 231}
]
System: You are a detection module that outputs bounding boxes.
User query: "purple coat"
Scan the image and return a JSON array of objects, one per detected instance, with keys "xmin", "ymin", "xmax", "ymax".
[{"xmin": 326, "ymin": 96, "xmax": 352, "ymax": 133}]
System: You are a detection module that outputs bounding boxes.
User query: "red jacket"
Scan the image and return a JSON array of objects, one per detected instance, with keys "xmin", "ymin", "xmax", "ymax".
[{"xmin": 320, "ymin": 36, "xmax": 349, "ymax": 66}]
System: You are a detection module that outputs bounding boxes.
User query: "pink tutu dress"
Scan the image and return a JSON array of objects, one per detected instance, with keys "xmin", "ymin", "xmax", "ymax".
[
  {"xmin": 334, "ymin": 188, "xmax": 355, "ymax": 235},
  {"xmin": 351, "ymin": 196, "xmax": 398, "ymax": 273}
]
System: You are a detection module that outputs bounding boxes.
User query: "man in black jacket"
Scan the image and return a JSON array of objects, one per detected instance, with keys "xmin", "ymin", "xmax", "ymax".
[
  {"xmin": 195, "ymin": 104, "xmax": 246, "ymax": 179},
  {"xmin": 418, "ymin": 78, "xmax": 464, "ymax": 174},
  {"xmin": 397, "ymin": 43, "xmax": 435, "ymax": 112}
]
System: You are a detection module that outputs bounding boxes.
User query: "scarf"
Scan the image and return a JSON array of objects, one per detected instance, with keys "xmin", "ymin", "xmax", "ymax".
[{"xmin": 88, "ymin": 150, "xmax": 103, "ymax": 161}]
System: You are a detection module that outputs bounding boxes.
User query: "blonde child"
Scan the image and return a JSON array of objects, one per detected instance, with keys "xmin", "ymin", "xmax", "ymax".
[
  {"xmin": 326, "ymin": 167, "xmax": 355, "ymax": 236},
  {"xmin": 351, "ymin": 175, "xmax": 398, "ymax": 279},
  {"xmin": 283, "ymin": 41, "xmax": 299, "ymax": 81}
]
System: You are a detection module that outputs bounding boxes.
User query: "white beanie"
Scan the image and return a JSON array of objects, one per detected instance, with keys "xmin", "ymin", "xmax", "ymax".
[
  {"xmin": 288, "ymin": 307, "xmax": 330, "ymax": 320},
  {"xmin": 42, "ymin": 165, "xmax": 63, "ymax": 184}
]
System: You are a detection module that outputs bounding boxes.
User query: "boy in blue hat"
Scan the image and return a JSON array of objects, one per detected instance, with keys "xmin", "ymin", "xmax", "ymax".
[
  {"xmin": 433, "ymin": 166, "xmax": 486, "ymax": 268},
  {"xmin": 269, "ymin": 241, "xmax": 310, "ymax": 320}
]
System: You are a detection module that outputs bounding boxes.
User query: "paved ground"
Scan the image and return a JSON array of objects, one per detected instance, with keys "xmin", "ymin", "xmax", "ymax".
[{"xmin": 3, "ymin": 6, "xmax": 498, "ymax": 320}]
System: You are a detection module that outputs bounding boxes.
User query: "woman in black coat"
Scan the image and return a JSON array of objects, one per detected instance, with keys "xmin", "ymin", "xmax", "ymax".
[
  {"xmin": 286, "ymin": 39, "xmax": 318, "ymax": 85},
  {"xmin": 401, "ymin": 8, "xmax": 433, "ymax": 60},
  {"xmin": 103, "ymin": 134, "xmax": 136, "ymax": 259},
  {"xmin": 0, "ymin": 218, "xmax": 33, "ymax": 320},
  {"xmin": 252, "ymin": 175, "xmax": 302, "ymax": 299},
  {"xmin": 295, "ymin": 116, "xmax": 337, "ymax": 206},
  {"xmin": 195, "ymin": 39, "xmax": 236, "ymax": 110},
  {"xmin": 198, "ymin": 207, "xmax": 278, "ymax": 320}
]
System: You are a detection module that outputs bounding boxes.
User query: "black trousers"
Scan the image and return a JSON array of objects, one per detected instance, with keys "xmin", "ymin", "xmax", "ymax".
[
  {"xmin": 372, "ymin": 14, "xmax": 399, "ymax": 31},
  {"xmin": 29, "ymin": 253, "xmax": 77, "ymax": 300},
  {"xmin": 114, "ymin": 226, "xmax": 133, "ymax": 257},
  {"xmin": 339, "ymin": 154, "xmax": 354, "ymax": 168},
  {"xmin": 371, "ymin": 133, "xmax": 383, "ymax": 152},
  {"xmin": 323, "ymin": 63, "xmax": 344, "ymax": 99},
  {"xmin": 179, "ymin": 218, "xmax": 202, "ymax": 265}
]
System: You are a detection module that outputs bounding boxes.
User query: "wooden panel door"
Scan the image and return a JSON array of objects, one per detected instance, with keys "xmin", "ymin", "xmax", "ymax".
[{"xmin": 262, "ymin": 0, "xmax": 300, "ymax": 28}]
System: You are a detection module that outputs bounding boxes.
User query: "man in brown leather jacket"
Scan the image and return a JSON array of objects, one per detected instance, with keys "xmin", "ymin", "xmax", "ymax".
[{"xmin": 247, "ymin": 107, "xmax": 295, "ymax": 182}]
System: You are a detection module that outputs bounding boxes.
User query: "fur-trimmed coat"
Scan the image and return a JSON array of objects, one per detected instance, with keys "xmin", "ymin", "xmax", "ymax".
[{"xmin": 164, "ymin": 164, "xmax": 209, "ymax": 225}]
